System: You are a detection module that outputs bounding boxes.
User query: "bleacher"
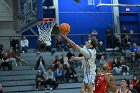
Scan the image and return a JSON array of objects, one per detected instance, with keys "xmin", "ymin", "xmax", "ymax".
[{"xmin": 0, "ymin": 51, "xmax": 139, "ymax": 93}]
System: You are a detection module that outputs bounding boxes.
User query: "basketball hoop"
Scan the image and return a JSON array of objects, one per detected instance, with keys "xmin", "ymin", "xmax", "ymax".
[{"xmin": 37, "ymin": 18, "xmax": 56, "ymax": 46}]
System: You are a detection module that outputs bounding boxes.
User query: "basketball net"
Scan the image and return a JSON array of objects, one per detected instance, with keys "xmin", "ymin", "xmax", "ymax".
[{"xmin": 37, "ymin": 20, "xmax": 55, "ymax": 46}]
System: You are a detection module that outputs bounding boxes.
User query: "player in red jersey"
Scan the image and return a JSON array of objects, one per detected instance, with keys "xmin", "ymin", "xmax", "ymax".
[
  {"xmin": 94, "ymin": 62, "xmax": 116, "ymax": 93},
  {"xmin": 115, "ymin": 79, "xmax": 132, "ymax": 93}
]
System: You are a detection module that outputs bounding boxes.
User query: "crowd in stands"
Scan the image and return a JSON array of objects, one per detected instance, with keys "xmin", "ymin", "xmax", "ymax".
[
  {"xmin": 0, "ymin": 26, "xmax": 140, "ymax": 92},
  {"xmin": 34, "ymin": 55, "xmax": 78, "ymax": 91}
]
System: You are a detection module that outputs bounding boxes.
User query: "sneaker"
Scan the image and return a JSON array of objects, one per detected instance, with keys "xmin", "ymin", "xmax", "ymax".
[
  {"xmin": 50, "ymin": 87, "xmax": 53, "ymax": 91},
  {"xmin": 126, "ymin": 72, "xmax": 129, "ymax": 75}
]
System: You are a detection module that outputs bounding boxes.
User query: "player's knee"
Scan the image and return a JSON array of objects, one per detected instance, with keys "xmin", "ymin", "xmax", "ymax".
[{"xmin": 80, "ymin": 88, "xmax": 85, "ymax": 93}]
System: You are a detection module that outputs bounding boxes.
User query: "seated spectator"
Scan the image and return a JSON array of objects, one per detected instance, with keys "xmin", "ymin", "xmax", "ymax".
[
  {"xmin": 77, "ymin": 52, "xmax": 84, "ymax": 68},
  {"xmin": 54, "ymin": 64, "xmax": 64, "ymax": 83},
  {"xmin": 65, "ymin": 64, "xmax": 78, "ymax": 83},
  {"xmin": 136, "ymin": 50, "xmax": 140, "ymax": 68},
  {"xmin": 97, "ymin": 41, "xmax": 109, "ymax": 59},
  {"xmin": 88, "ymin": 29, "xmax": 98, "ymax": 39},
  {"xmin": 0, "ymin": 82, "xmax": 3, "ymax": 93},
  {"xmin": 112, "ymin": 58, "xmax": 121, "ymax": 75},
  {"xmin": 35, "ymin": 70, "xmax": 46, "ymax": 90},
  {"xmin": 99, "ymin": 56, "xmax": 106, "ymax": 67},
  {"xmin": 67, "ymin": 48, "xmax": 75, "ymax": 68},
  {"xmin": 7, "ymin": 48, "xmax": 17, "ymax": 67},
  {"xmin": 129, "ymin": 43, "xmax": 138, "ymax": 69},
  {"xmin": 0, "ymin": 44, "xmax": 3, "ymax": 55},
  {"xmin": 55, "ymin": 36, "xmax": 63, "ymax": 51},
  {"xmin": 129, "ymin": 84, "xmax": 138, "ymax": 93},
  {"xmin": 119, "ymin": 56, "xmax": 129, "ymax": 75},
  {"xmin": 35, "ymin": 56, "xmax": 46, "ymax": 73},
  {"xmin": 124, "ymin": 35, "xmax": 131, "ymax": 49},
  {"xmin": 0, "ymin": 53, "xmax": 12, "ymax": 70},
  {"xmin": 20, "ymin": 36, "xmax": 29, "ymax": 53},
  {"xmin": 130, "ymin": 43, "xmax": 138, "ymax": 54},
  {"xmin": 52, "ymin": 56, "xmax": 60, "ymax": 66},
  {"xmin": 44, "ymin": 68, "xmax": 58, "ymax": 90},
  {"xmin": 15, "ymin": 52, "xmax": 26, "ymax": 66},
  {"xmin": 130, "ymin": 75, "xmax": 140, "ymax": 92},
  {"xmin": 114, "ymin": 35, "xmax": 121, "ymax": 49}
]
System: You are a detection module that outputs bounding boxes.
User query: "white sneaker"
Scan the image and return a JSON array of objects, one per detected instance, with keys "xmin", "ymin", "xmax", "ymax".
[{"xmin": 50, "ymin": 87, "xmax": 53, "ymax": 91}]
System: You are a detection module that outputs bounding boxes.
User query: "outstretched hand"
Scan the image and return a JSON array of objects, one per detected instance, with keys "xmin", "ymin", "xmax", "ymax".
[{"xmin": 61, "ymin": 33, "xmax": 67, "ymax": 37}]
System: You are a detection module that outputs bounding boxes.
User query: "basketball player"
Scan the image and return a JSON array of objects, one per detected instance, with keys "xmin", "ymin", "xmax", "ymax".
[
  {"xmin": 94, "ymin": 62, "xmax": 116, "ymax": 93},
  {"xmin": 61, "ymin": 34, "xmax": 98, "ymax": 93},
  {"xmin": 115, "ymin": 78, "xmax": 132, "ymax": 93}
]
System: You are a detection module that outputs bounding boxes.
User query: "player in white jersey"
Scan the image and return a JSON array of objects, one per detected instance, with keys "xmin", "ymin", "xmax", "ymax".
[{"xmin": 61, "ymin": 34, "xmax": 98, "ymax": 93}]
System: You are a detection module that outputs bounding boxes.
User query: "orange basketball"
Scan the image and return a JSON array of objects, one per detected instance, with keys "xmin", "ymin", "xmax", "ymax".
[{"xmin": 59, "ymin": 23, "xmax": 70, "ymax": 34}]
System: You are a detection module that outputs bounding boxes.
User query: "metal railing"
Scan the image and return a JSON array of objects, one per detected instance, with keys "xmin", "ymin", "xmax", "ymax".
[{"xmin": 0, "ymin": 33, "xmax": 140, "ymax": 52}]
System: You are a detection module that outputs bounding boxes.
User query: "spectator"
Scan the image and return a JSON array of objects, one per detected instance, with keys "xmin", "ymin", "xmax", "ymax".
[
  {"xmin": 114, "ymin": 35, "xmax": 121, "ymax": 49},
  {"xmin": 99, "ymin": 56, "xmax": 106, "ymax": 67},
  {"xmin": 136, "ymin": 50, "xmax": 140, "ymax": 68},
  {"xmin": 55, "ymin": 36, "xmax": 63, "ymax": 51},
  {"xmin": 60, "ymin": 53, "xmax": 65, "ymax": 65},
  {"xmin": 105, "ymin": 27, "xmax": 112, "ymax": 48},
  {"xmin": 121, "ymin": 26, "xmax": 129, "ymax": 39},
  {"xmin": 130, "ymin": 43, "xmax": 138, "ymax": 69},
  {"xmin": 0, "ymin": 44, "xmax": 3, "ymax": 54},
  {"xmin": 10, "ymin": 36, "xmax": 19, "ymax": 53},
  {"xmin": 65, "ymin": 64, "xmax": 78, "ymax": 83},
  {"xmin": 15, "ymin": 52, "xmax": 26, "ymax": 66},
  {"xmin": 0, "ymin": 53, "xmax": 12, "ymax": 70},
  {"xmin": 112, "ymin": 58, "xmax": 121, "ymax": 75},
  {"xmin": 44, "ymin": 68, "xmax": 58, "ymax": 90},
  {"xmin": 130, "ymin": 43, "xmax": 138, "ymax": 54},
  {"xmin": 7, "ymin": 48, "xmax": 17, "ymax": 67},
  {"xmin": 52, "ymin": 56, "xmax": 60, "ymax": 66},
  {"xmin": 124, "ymin": 35, "xmax": 131, "ymax": 49},
  {"xmin": 119, "ymin": 56, "xmax": 129, "ymax": 75},
  {"xmin": 115, "ymin": 78, "xmax": 132, "ymax": 93},
  {"xmin": 35, "ymin": 70, "xmax": 46, "ymax": 90},
  {"xmin": 54, "ymin": 64, "xmax": 64, "ymax": 83},
  {"xmin": 78, "ymin": 53, "xmax": 84, "ymax": 68},
  {"xmin": 20, "ymin": 36, "xmax": 29, "ymax": 53},
  {"xmin": 129, "ymin": 84, "xmax": 138, "ymax": 93},
  {"xmin": 67, "ymin": 48, "xmax": 75, "ymax": 67},
  {"xmin": 88, "ymin": 29, "xmax": 98, "ymax": 39},
  {"xmin": 97, "ymin": 41, "xmax": 109, "ymax": 59},
  {"xmin": 35, "ymin": 56, "xmax": 46, "ymax": 73},
  {"xmin": 130, "ymin": 75, "xmax": 140, "ymax": 92}
]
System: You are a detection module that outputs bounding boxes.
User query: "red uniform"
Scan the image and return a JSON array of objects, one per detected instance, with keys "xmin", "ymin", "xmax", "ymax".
[
  {"xmin": 94, "ymin": 73, "xmax": 108, "ymax": 93},
  {"xmin": 116, "ymin": 89, "xmax": 130, "ymax": 93}
]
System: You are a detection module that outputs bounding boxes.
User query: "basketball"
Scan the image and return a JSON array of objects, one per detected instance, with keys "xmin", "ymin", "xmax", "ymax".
[{"xmin": 59, "ymin": 23, "xmax": 70, "ymax": 34}]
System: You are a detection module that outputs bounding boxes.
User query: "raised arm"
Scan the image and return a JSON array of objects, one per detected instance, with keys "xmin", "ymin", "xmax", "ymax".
[
  {"xmin": 105, "ymin": 74, "xmax": 117, "ymax": 92},
  {"xmin": 61, "ymin": 34, "xmax": 81, "ymax": 51},
  {"xmin": 71, "ymin": 56, "xmax": 84, "ymax": 61}
]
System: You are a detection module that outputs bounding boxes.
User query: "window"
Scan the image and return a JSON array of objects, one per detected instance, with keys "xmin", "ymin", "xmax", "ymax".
[{"xmin": 88, "ymin": 0, "xmax": 94, "ymax": 5}]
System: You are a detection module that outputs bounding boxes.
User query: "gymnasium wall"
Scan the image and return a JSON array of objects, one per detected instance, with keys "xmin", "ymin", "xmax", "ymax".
[
  {"xmin": 58, "ymin": 0, "xmax": 140, "ymax": 45},
  {"xmin": 119, "ymin": 0, "xmax": 140, "ymax": 33},
  {"xmin": 58, "ymin": 0, "xmax": 114, "ymax": 45}
]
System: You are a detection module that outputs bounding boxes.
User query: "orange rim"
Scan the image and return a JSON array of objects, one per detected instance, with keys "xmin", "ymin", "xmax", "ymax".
[{"xmin": 37, "ymin": 18, "xmax": 55, "ymax": 24}]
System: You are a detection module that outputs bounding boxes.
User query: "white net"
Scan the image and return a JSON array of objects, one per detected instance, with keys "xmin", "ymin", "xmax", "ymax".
[{"xmin": 37, "ymin": 21, "xmax": 55, "ymax": 46}]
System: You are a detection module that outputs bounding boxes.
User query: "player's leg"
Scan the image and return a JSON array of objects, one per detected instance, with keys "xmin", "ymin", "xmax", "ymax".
[
  {"xmin": 87, "ymin": 83, "xmax": 94, "ymax": 93},
  {"xmin": 80, "ymin": 83, "xmax": 86, "ymax": 93}
]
